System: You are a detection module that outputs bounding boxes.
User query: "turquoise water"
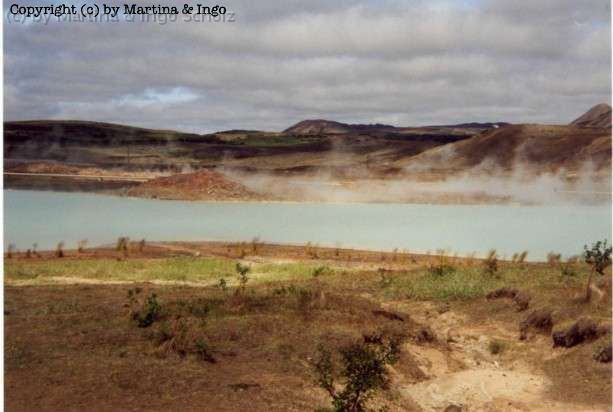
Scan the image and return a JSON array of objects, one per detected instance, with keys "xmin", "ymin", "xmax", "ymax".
[{"xmin": 4, "ymin": 190, "xmax": 611, "ymax": 261}]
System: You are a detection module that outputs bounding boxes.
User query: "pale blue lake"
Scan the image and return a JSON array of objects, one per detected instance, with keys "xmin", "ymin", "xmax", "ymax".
[{"xmin": 4, "ymin": 189, "xmax": 611, "ymax": 261}]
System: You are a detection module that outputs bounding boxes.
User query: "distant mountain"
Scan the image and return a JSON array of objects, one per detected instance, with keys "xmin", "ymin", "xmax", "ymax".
[
  {"xmin": 570, "ymin": 103, "xmax": 611, "ymax": 128},
  {"xmin": 283, "ymin": 119, "xmax": 504, "ymax": 135},
  {"xmin": 426, "ymin": 122, "xmax": 510, "ymax": 129},
  {"xmin": 283, "ymin": 119, "xmax": 354, "ymax": 135}
]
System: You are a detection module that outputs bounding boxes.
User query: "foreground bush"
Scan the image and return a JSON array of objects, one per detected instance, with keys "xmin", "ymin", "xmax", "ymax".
[
  {"xmin": 128, "ymin": 288, "xmax": 162, "ymax": 328},
  {"xmin": 583, "ymin": 240, "xmax": 612, "ymax": 302},
  {"xmin": 314, "ymin": 332, "xmax": 401, "ymax": 412}
]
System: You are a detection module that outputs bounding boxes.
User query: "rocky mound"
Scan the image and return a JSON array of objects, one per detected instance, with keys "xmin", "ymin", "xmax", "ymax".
[
  {"xmin": 127, "ymin": 169, "xmax": 260, "ymax": 201},
  {"xmin": 571, "ymin": 103, "xmax": 612, "ymax": 128}
]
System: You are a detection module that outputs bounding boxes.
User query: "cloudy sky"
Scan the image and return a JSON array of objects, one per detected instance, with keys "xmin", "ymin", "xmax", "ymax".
[{"xmin": 4, "ymin": 0, "xmax": 611, "ymax": 133}]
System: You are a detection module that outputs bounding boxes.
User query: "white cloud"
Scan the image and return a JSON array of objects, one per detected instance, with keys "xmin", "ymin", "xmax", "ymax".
[{"xmin": 3, "ymin": 0, "xmax": 611, "ymax": 132}]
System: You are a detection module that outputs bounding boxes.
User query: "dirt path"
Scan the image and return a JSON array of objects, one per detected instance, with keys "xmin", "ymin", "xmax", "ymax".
[{"xmin": 386, "ymin": 301, "xmax": 609, "ymax": 412}]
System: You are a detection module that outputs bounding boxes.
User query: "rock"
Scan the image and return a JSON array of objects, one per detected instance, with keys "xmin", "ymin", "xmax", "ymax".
[
  {"xmin": 486, "ymin": 287, "xmax": 531, "ymax": 311},
  {"xmin": 552, "ymin": 318, "xmax": 605, "ymax": 348},
  {"xmin": 519, "ymin": 308, "xmax": 553, "ymax": 340}
]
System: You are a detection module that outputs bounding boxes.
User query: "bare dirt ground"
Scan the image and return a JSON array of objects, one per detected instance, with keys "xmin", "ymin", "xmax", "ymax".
[{"xmin": 4, "ymin": 242, "xmax": 612, "ymax": 411}]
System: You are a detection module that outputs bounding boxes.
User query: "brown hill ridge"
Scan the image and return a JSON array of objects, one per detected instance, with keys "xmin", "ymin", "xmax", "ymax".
[
  {"xmin": 282, "ymin": 119, "xmax": 502, "ymax": 136},
  {"xmin": 570, "ymin": 103, "xmax": 611, "ymax": 128},
  {"xmin": 397, "ymin": 124, "xmax": 611, "ymax": 174},
  {"xmin": 284, "ymin": 119, "xmax": 354, "ymax": 135}
]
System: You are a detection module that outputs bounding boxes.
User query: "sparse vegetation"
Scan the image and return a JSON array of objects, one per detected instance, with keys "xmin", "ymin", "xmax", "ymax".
[
  {"xmin": 251, "ymin": 237, "xmax": 260, "ymax": 254},
  {"xmin": 55, "ymin": 241, "xmax": 65, "ymax": 258},
  {"xmin": 488, "ymin": 339, "xmax": 506, "ymax": 355},
  {"xmin": 312, "ymin": 265, "xmax": 332, "ymax": 278},
  {"xmin": 314, "ymin": 332, "xmax": 401, "ymax": 412},
  {"xmin": 7, "ymin": 243, "xmax": 16, "ymax": 259},
  {"xmin": 427, "ymin": 255, "xmax": 455, "ymax": 277},
  {"xmin": 128, "ymin": 290, "xmax": 162, "ymax": 328},
  {"xmin": 583, "ymin": 240, "xmax": 612, "ymax": 302},
  {"xmin": 547, "ymin": 252, "xmax": 562, "ymax": 266},
  {"xmin": 483, "ymin": 250, "xmax": 498, "ymax": 277},
  {"xmin": 116, "ymin": 237, "xmax": 130, "ymax": 257},
  {"xmin": 235, "ymin": 262, "xmax": 250, "ymax": 292},
  {"xmin": 77, "ymin": 239, "xmax": 88, "ymax": 253},
  {"xmin": 377, "ymin": 268, "xmax": 393, "ymax": 289},
  {"xmin": 217, "ymin": 277, "xmax": 228, "ymax": 292},
  {"xmin": 138, "ymin": 238, "xmax": 146, "ymax": 252},
  {"xmin": 306, "ymin": 242, "xmax": 318, "ymax": 258},
  {"xmin": 3, "ymin": 241, "xmax": 612, "ymax": 410},
  {"xmin": 559, "ymin": 259, "xmax": 578, "ymax": 278}
]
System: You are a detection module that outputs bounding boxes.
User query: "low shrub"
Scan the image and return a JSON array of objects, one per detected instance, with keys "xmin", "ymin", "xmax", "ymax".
[
  {"xmin": 377, "ymin": 268, "xmax": 393, "ymax": 289},
  {"xmin": 128, "ymin": 290, "xmax": 162, "ymax": 328},
  {"xmin": 559, "ymin": 261, "xmax": 578, "ymax": 277},
  {"xmin": 235, "ymin": 263, "xmax": 250, "ymax": 292},
  {"xmin": 427, "ymin": 261, "xmax": 455, "ymax": 277},
  {"xmin": 483, "ymin": 250, "xmax": 498, "ymax": 277},
  {"xmin": 55, "ymin": 242, "xmax": 65, "ymax": 258},
  {"xmin": 217, "ymin": 278, "xmax": 228, "ymax": 292},
  {"xmin": 314, "ymin": 332, "xmax": 401, "ymax": 412},
  {"xmin": 583, "ymin": 240, "xmax": 612, "ymax": 302},
  {"xmin": 312, "ymin": 265, "xmax": 332, "ymax": 278},
  {"xmin": 116, "ymin": 237, "xmax": 130, "ymax": 257},
  {"xmin": 488, "ymin": 339, "xmax": 506, "ymax": 355}
]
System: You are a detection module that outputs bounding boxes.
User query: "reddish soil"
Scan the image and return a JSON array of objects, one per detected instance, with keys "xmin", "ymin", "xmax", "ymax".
[
  {"xmin": 127, "ymin": 170, "xmax": 262, "ymax": 201},
  {"xmin": 6, "ymin": 162, "xmax": 83, "ymax": 175}
]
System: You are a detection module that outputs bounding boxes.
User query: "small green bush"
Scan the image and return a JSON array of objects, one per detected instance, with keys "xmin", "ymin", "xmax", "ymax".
[
  {"xmin": 427, "ymin": 261, "xmax": 455, "ymax": 277},
  {"xmin": 314, "ymin": 333, "xmax": 401, "ymax": 412},
  {"xmin": 188, "ymin": 298, "xmax": 211, "ymax": 318},
  {"xmin": 131, "ymin": 293, "xmax": 162, "ymax": 328},
  {"xmin": 488, "ymin": 339, "xmax": 506, "ymax": 355},
  {"xmin": 217, "ymin": 278, "xmax": 228, "ymax": 292},
  {"xmin": 378, "ymin": 269, "xmax": 393, "ymax": 289},
  {"xmin": 559, "ymin": 261, "xmax": 577, "ymax": 277},
  {"xmin": 235, "ymin": 263, "xmax": 250, "ymax": 291},
  {"xmin": 313, "ymin": 265, "xmax": 332, "ymax": 278},
  {"xmin": 584, "ymin": 240, "xmax": 612, "ymax": 276},
  {"xmin": 583, "ymin": 239, "xmax": 612, "ymax": 301}
]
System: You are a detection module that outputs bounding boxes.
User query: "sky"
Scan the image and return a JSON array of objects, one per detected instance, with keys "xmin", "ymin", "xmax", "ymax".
[{"xmin": 3, "ymin": 0, "xmax": 612, "ymax": 133}]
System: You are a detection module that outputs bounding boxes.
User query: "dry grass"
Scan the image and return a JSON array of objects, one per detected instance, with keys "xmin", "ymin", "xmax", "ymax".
[{"xmin": 3, "ymin": 245, "xmax": 612, "ymax": 410}]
